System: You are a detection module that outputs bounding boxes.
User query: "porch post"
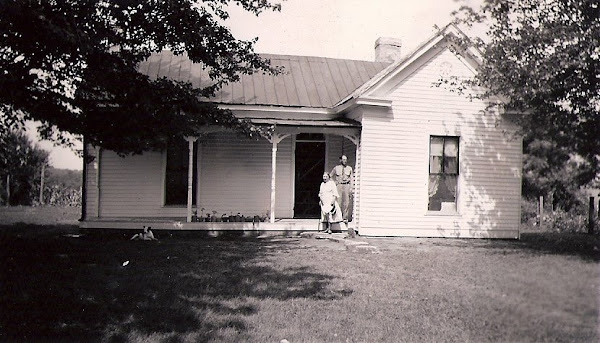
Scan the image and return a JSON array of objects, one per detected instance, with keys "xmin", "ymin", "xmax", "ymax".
[
  {"xmin": 268, "ymin": 133, "xmax": 290, "ymax": 223},
  {"xmin": 270, "ymin": 140, "xmax": 277, "ymax": 223},
  {"xmin": 185, "ymin": 136, "xmax": 198, "ymax": 223},
  {"xmin": 94, "ymin": 146, "xmax": 101, "ymax": 218}
]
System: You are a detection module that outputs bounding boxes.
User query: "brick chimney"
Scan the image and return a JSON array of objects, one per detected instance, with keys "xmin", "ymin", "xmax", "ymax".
[{"xmin": 375, "ymin": 37, "xmax": 402, "ymax": 63}]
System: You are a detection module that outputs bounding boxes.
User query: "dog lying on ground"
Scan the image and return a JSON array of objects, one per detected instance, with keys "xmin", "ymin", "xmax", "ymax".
[{"xmin": 130, "ymin": 226, "xmax": 157, "ymax": 241}]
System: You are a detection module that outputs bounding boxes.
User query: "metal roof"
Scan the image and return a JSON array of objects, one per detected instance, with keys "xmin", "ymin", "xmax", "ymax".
[{"xmin": 138, "ymin": 51, "xmax": 390, "ymax": 108}]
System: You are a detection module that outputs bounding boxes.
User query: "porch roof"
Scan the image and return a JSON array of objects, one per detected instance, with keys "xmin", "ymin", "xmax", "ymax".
[
  {"xmin": 250, "ymin": 118, "xmax": 360, "ymax": 136},
  {"xmin": 249, "ymin": 118, "xmax": 360, "ymax": 127}
]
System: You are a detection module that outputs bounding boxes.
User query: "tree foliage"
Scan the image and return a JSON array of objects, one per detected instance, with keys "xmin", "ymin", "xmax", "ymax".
[
  {"xmin": 0, "ymin": 131, "xmax": 49, "ymax": 205},
  {"xmin": 0, "ymin": 0, "xmax": 280, "ymax": 154},
  {"xmin": 522, "ymin": 138, "xmax": 586, "ymax": 211},
  {"xmin": 452, "ymin": 0, "xmax": 600, "ymax": 184}
]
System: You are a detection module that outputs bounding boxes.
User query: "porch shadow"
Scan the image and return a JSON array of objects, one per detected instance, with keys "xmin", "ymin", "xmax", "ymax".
[{"xmin": 0, "ymin": 224, "xmax": 347, "ymax": 341}]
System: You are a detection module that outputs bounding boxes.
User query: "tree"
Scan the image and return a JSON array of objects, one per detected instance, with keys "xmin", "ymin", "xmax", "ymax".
[
  {"xmin": 0, "ymin": 0, "xmax": 280, "ymax": 155},
  {"xmin": 522, "ymin": 137, "xmax": 585, "ymax": 212},
  {"xmin": 451, "ymin": 0, "xmax": 600, "ymax": 185},
  {"xmin": 0, "ymin": 131, "xmax": 49, "ymax": 206}
]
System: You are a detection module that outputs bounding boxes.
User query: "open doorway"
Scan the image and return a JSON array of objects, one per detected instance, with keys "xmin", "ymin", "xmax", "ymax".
[{"xmin": 294, "ymin": 134, "xmax": 326, "ymax": 218}]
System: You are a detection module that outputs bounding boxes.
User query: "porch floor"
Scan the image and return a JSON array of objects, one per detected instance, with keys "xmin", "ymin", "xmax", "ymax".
[{"xmin": 79, "ymin": 217, "xmax": 354, "ymax": 235}]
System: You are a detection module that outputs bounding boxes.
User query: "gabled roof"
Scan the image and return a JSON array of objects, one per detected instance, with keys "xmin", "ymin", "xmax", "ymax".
[
  {"xmin": 138, "ymin": 52, "xmax": 390, "ymax": 108},
  {"xmin": 336, "ymin": 24, "xmax": 483, "ymax": 106},
  {"xmin": 138, "ymin": 24, "xmax": 481, "ymax": 113}
]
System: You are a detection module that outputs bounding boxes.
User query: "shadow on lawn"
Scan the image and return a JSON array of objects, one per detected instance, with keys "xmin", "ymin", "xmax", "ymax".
[
  {"xmin": 514, "ymin": 232, "xmax": 600, "ymax": 262},
  {"xmin": 0, "ymin": 225, "xmax": 345, "ymax": 342},
  {"xmin": 436, "ymin": 232, "xmax": 600, "ymax": 262}
]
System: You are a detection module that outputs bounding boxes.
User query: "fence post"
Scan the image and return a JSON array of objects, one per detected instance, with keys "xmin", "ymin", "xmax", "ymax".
[
  {"xmin": 589, "ymin": 197, "xmax": 595, "ymax": 235},
  {"xmin": 539, "ymin": 195, "xmax": 544, "ymax": 230}
]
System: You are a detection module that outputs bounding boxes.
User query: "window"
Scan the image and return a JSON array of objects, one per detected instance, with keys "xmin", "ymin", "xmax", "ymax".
[
  {"xmin": 428, "ymin": 136, "xmax": 459, "ymax": 212},
  {"xmin": 165, "ymin": 140, "xmax": 197, "ymax": 206}
]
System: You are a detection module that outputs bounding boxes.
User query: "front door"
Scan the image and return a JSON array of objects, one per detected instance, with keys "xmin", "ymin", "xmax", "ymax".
[{"xmin": 294, "ymin": 134, "xmax": 326, "ymax": 218}]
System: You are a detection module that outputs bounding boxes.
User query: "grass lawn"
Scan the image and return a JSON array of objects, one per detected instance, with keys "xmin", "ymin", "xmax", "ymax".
[{"xmin": 0, "ymin": 222, "xmax": 599, "ymax": 342}]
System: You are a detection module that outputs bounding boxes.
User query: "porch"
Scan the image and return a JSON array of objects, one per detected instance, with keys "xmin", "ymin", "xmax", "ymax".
[{"xmin": 79, "ymin": 218, "xmax": 355, "ymax": 237}]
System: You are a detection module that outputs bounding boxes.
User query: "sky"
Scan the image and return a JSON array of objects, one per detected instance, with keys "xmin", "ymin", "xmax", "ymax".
[{"xmin": 32, "ymin": 0, "xmax": 483, "ymax": 170}]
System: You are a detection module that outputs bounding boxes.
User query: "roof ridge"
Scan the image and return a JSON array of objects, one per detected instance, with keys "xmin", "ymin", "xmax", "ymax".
[{"xmin": 258, "ymin": 53, "xmax": 387, "ymax": 65}]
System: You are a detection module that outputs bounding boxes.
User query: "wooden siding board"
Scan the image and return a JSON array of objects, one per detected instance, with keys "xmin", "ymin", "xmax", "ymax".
[
  {"xmin": 356, "ymin": 47, "xmax": 522, "ymax": 237},
  {"xmin": 98, "ymin": 150, "xmax": 167, "ymax": 217},
  {"xmin": 198, "ymin": 132, "xmax": 293, "ymax": 217},
  {"xmin": 91, "ymin": 133, "xmax": 295, "ymax": 219}
]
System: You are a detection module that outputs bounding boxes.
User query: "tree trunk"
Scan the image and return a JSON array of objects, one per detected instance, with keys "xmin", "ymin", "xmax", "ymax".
[
  {"xmin": 589, "ymin": 197, "xmax": 595, "ymax": 235},
  {"xmin": 6, "ymin": 174, "xmax": 10, "ymax": 207},
  {"xmin": 39, "ymin": 164, "xmax": 45, "ymax": 205}
]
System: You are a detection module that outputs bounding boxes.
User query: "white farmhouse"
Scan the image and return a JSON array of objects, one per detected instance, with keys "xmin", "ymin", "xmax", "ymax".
[{"xmin": 80, "ymin": 25, "xmax": 522, "ymax": 239}]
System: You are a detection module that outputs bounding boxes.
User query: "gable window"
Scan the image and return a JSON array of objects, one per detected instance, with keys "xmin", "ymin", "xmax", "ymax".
[
  {"xmin": 165, "ymin": 140, "xmax": 197, "ymax": 206},
  {"xmin": 428, "ymin": 136, "xmax": 459, "ymax": 212}
]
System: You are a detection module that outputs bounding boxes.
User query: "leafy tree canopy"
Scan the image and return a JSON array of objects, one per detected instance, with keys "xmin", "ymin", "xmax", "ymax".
[
  {"xmin": 451, "ymin": 0, "xmax": 600, "ymax": 184},
  {"xmin": 0, "ymin": 0, "xmax": 280, "ymax": 154}
]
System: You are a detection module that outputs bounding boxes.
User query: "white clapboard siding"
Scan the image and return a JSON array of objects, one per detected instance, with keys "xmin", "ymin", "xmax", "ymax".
[
  {"xmin": 97, "ymin": 150, "xmax": 176, "ymax": 217},
  {"xmin": 85, "ymin": 132, "xmax": 360, "ymax": 220},
  {"xmin": 88, "ymin": 133, "xmax": 294, "ymax": 219},
  {"xmin": 357, "ymin": 48, "xmax": 521, "ymax": 238},
  {"xmin": 198, "ymin": 132, "xmax": 293, "ymax": 218}
]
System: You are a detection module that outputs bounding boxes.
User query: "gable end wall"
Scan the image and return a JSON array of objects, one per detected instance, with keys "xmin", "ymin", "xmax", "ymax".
[{"xmin": 357, "ymin": 48, "xmax": 522, "ymax": 238}]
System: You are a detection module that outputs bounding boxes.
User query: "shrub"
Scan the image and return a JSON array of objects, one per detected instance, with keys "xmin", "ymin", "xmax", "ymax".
[
  {"xmin": 521, "ymin": 197, "xmax": 599, "ymax": 234},
  {"xmin": 544, "ymin": 209, "xmax": 588, "ymax": 233}
]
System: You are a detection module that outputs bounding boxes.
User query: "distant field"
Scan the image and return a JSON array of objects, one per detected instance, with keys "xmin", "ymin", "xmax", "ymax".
[{"xmin": 0, "ymin": 206, "xmax": 80, "ymax": 225}]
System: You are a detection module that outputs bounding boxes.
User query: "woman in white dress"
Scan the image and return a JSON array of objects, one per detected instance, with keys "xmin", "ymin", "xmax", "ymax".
[{"xmin": 319, "ymin": 172, "xmax": 345, "ymax": 232}]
